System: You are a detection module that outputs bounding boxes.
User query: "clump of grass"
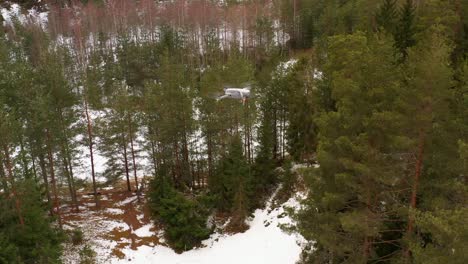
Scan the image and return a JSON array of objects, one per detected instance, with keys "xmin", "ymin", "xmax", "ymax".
[
  {"xmin": 79, "ymin": 245, "xmax": 96, "ymax": 264},
  {"xmin": 71, "ymin": 228, "xmax": 84, "ymax": 245}
]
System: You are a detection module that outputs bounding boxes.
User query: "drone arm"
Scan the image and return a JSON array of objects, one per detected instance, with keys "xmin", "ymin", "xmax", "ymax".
[{"xmin": 217, "ymin": 94, "xmax": 229, "ymax": 100}]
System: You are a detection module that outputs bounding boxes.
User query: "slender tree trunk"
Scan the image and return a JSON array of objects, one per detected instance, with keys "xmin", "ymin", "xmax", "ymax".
[
  {"xmin": 246, "ymin": 103, "xmax": 252, "ymax": 163},
  {"xmin": 149, "ymin": 125, "xmax": 158, "ymax": 176},
  {"xmin": 197, "ymin": 158, "xmax": 201, "ymax": 188},
  {"xmin": 65, "ymin": 145, "xmax": 78, "ymax": 210},
  {"xmin": 150, "ymin": 139, "xmax": 158, "ymax": 176},
  {"xmin": 207, "ymin": 132, "xmax": 213, "ymax": 180},
  {"xmin": 61, "ymin": 147, "xmax": 78, "ymax": 212},
  {"xmin": 2, "ymin": 145, "xmax": 24, "ymax": 226},
  {"xmin": 84, "ymin": 98, "xmax": 99, "ymax": 207},
  {"xmin": 128, "ymin": 114, "xmax": 140, "ymax": 201},
  {"xmin": 59, "ymin": 110, "xmax": 78, "ymax": 211},
  {"xmin": 39, "ymin": 152, "xmax": 53, "ymax": 214},
  {"xmin": 405, "ymin": 132, "xmax": 425, "ymax": 260},
  {"xmin": 174, "ymin": 141, "xmax": 181, "ymax": 186},
  {"xmin": 19, "ymin": 137, "xmax": 30, "ymax": 179},
  {"xmin": 122, "ymin": 133, "xmax": 132, "ymax": 192},
  {"xmin": 273, "ymin": 109, "xmax": 278, "ymax": 160},
  {"xmin": 31, "ymin": 153, "xmax": 38, "ymax": 183},
  {"xmin": 191, "ymin": 161, "xmax": 195, "ymax": 189},
  {"xmin": 46, "ymin": 130, "xmax": 62, "ymax": 228},
  {"xmin": 182, "ymin": 132, "xmax": 190, "ymax": 186},
  {"xmin": 282, "ymin": 109, "xmax": 286, "ymax": 160},
  {"xmin": 363, "ymin": 187, "xmax": 373, "ymax": 262}
]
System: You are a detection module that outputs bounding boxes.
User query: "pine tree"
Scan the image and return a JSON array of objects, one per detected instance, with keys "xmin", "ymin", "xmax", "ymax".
[
  {"xmin": 298, "ymin": 32, "xmax": 407, "ymax": 262},
  {"xmin": 96, "ymin": 93, "xmax": 132, "ymax": 188},
  {"xmin": 402, "ymin": 28, "xmax": 467, "ymax": 262}
]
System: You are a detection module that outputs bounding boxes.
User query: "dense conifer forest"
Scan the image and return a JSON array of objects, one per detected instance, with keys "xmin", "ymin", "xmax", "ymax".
[{"xmin": 0, "ymin": 0, "xmax": 467, "ymax": 263}]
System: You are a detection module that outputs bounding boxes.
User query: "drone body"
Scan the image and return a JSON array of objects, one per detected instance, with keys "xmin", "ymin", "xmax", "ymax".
[{"xmin": 217, "ymin": 86, "xmax": 251, "ymax": 101}]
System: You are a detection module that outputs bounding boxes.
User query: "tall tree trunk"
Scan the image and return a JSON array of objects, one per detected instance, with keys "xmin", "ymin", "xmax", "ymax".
[
  {"xmin": 405, "ymin": 132, "xmax": 425, "ymax": 260},
  {"xmin": 207, "ymin": 132, "xmax": 213, "ymax": 180},
  {"xmin": 149, "ymin": 125, "xmax": 158, "ymax": 177},
  {"xmin": 19, "ymin": 137, "xmax": 30, "ymax": 179},
  {"xmin": 59, "ymin": 110, "xmax": 78, "ymax": 211},
  {"xmin": 39, "ymin": 152, "xmax": 53, "ymax": 215},
  {"xmin": 128, "ymin": 114, "xmax": 140, "ymax": 201},
  {"xmin": 197, "ymin": 158, "xmax": 202, "ymax": 188},
  {"xmin": 191, "ymin": 160, "xmax": 195, "ymax": 189},
  {"xmin": 363, "ymin": 188, "xmax": 373, "ymax": 262},
  {"xmin": 61, "ymin": 147, "xmax": 78, "ymax": 212},
  {"xmin": 65, "ymin": 145, "xmax": 78, "ymax": 210},
  {"xmin": 150, "ymin": 139, "xmax": 158, "ymax": 176},
  {"xmin": 182, "ymin": 132, "xmax": 190, "ymax": 186},
  {"xmin": 46, "ymin": 130, "xmax": 62, "ymax": 228},
  {"xmin": 31, "ymin": 153, "xmax": 38, "ymax": 184},
  {"xmin": 122, "ymin": 133, "xmax": 131, "ymax": 192},
  {"xmin": 84, "ymin": 98, "xmax": 99, "ymax": 207},
  {"xmin": 273, "ymin": 109, "xmax": 278, "ymax": 160},
  {"xmin": 244, "ymin": 103, "xmax": 252, "ymax": 163},
  {"xmin": 282, "ymin": 109, "xmax": 286, "ymax": 160},
  {"xmin": 174, "ymin": 141, "xmax": 181, "ymax": 187}
]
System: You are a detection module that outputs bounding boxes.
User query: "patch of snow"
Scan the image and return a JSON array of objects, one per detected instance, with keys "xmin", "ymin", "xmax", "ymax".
[
  {"xmin": 103, "ymin": 220, "xmax": 129, "ymax": 232},
  {"xmin": 105, "ymin": 208, "xmax": 125, "ymax": 215},
  {"xmin": 61, "ymin": 212, "xmax": 130, "ymax": 263},
  {"xmin": 110, "ymin": 188, "xmax": 305, "ymax": 264},
  {"xmin": 292, "ymin": 163, "xmax": 309, "ymax": 171},
  {"xmin": 134, "ymin": 224, "xmax": 154, "ymax": 238},
  {"xmin": 116, "ymin": 196, "xmax": 137, "ymax": 207},
  {"xmin": 136, "ymin": 214, "xmax": 145, "ymax": 221}
]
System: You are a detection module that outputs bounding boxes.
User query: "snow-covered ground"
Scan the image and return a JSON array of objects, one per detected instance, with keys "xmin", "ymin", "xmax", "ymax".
[
  {"xmin": 110, "ymin": 191, "xmax": 306, "ymax": 264},
  {"xmin": 61, "ymin": 186, "xmax": 306, "ymax": 264}
]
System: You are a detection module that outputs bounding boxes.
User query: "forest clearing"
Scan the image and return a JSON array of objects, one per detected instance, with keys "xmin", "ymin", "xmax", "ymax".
[{"xmin": 58, "ymin": 178, "xmax": 305, "ymax": 264}]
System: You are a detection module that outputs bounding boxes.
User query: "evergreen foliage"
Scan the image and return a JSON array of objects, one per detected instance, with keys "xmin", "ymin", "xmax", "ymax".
[
  {"xmin": 395, "ymin": 0, "xmax": 417, "ymax": 59},
  {"xmin": 296, "ymin": 7, "xmax": 467, "ymax": 263},
  {"xmin": 376, "ymin": 0, "xmax": 398, "ymax": 34},
  {"xmin": 0, "ymin": 180, "xmax": 63, "ymax": 264},
  {"xmin": 0, "ymin": 1, "xmax": 466, "ymax": 262},
  {"xmin": 148, "ymin": 173, "xmax": 211, "ymax": 252},
  {"xmin": 211, "ymin": 135, "xmax": 252, "ymax": 229}
]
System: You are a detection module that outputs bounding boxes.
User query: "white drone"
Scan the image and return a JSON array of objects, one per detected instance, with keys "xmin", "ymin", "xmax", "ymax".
[{"xmin": 216, "ymin": 85, "xmax": 251, "ymax": 102}]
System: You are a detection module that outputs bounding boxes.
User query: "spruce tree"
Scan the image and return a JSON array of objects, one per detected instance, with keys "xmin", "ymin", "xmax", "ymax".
[
  {"xmin": 212, "ymin": 134, "xmax": 252, "ymax": 229},
  {"xmin": 395, "ymin": 0, "xmax": 417, "ymax": 60},
  {"xmin": 252, "ymin": 99, "xmax": 277, "ymax": 197},
  {"xmin": 0, "ymin": 180, "xmax": 63, "ymax": 263},
  {"xmin": 376, "ymin": 0, "xmax": 398, "ymax": 33}
]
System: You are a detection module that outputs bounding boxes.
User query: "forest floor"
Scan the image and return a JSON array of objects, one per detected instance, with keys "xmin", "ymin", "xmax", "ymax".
[
  {"xmin": 60, "ymin": 181, "xmax": 162, "ymax": 263},
  {"xmin": 59, "ymin": 177, "xmax": 307, "ymax": 264}
]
